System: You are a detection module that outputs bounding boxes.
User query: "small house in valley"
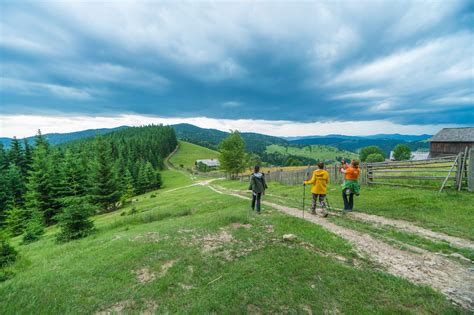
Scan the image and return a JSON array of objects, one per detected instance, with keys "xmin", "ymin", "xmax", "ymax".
[
  {"xmin": 428, "ymin": 127, "xmax": 474, "ymax": 157},
  {"xmin": 195, "ymin": 159, "xmax": 220, "ymax": 171},
  {"xmin": 389, "ymin": 151, "xmax": 430, "ymax": 161}
]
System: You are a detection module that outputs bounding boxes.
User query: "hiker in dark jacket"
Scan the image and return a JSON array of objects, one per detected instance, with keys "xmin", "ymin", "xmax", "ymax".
[{"xmin": 248, "ymin": 166, "xmax": 268, "ymax": 214}]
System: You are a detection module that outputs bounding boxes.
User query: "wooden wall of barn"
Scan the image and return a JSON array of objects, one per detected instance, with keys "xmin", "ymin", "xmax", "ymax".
[{"xmin": 430, "ymin": 142, "xmax": 473, "ymax": 157}]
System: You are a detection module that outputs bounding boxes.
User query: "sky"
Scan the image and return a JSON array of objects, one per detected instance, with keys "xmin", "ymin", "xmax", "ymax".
[{"xmin": 0, "ymin": 0, "xmax": 473, "ymax": 138}]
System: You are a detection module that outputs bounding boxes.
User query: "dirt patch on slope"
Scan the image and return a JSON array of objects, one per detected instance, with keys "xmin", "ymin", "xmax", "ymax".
[{"xmin": 134, "ymin": 267, "xmax": 156, "ymax": 283}]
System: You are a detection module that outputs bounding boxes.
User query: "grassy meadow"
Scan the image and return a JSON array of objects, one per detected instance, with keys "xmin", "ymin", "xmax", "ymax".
[
  {"xmin": 169, "ymin": 141, "xmax": 220, "ymax": 169},
  {"xmin": 0, "ymin": 168, "xmax": 467, "ymax": 314},
  {"xmin": 266, "ymin": 144, "xmax": 358, "ymax": 162}
]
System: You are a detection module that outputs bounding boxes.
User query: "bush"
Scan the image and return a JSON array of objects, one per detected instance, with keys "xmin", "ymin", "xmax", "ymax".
[
  {"xmin": 0, "ymin": 235, "xmax": 17, "ymax": 268},
  {"xmin": 359, "ymin": 146, "xmax": 385, "ymax": 162},
  {"xmin": 393, "ymin": 144, "xmax": 411, "ymax": 161},
  {"xmin": 366, "ymin": 153, "xmax": 385, "ymax": 163},
  {"xmin": 55, "ymin": 200, "xmax": 95, "ymax": 242},
  {"xmin": 5, "ymin": 207, "xmax": 27, "ymax": 237},
  {"xmin": 21, "ymin": 219, "xmax": 44, "ymax": 244},
  {"xmin": 128, "ymin": 206, "xmax": 138, "ymax": 215}
]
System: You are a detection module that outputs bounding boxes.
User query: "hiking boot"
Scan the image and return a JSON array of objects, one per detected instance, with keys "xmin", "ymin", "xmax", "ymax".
[{"xmin": 310, "ymin": 209, "xmax": 316, "ymax": 215}]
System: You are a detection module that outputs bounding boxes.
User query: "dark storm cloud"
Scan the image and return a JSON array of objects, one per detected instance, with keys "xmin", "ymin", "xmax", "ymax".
[{"xmin": 0, "ymin": 0, "xmax": 473, "ymax": 125}]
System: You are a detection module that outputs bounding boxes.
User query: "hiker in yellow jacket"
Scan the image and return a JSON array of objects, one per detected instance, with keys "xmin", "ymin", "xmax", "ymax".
[{"xmin": 304, "ymin": 162, "xmax": 329, "ymax": 217}]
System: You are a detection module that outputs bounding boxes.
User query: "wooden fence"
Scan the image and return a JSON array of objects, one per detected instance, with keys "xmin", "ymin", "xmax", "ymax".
[
  {"xmin": 239, "ymin": 164, "xmax": 368, "ymax": 186},
  {"xmin": 238, "ymin": 148, "xmax": 473, "ymax": 192},
  {"xmin": 366, "ymin": 150, "xmax": 471, "ymax": 191}
]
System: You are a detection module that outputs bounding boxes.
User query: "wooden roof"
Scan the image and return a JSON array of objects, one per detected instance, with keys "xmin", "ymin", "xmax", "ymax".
[{"xmin": 428, "ymin": 127, "xmax": 474, "ymax": 142}]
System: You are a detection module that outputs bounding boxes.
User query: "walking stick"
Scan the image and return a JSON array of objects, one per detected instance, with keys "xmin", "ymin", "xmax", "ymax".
[
  {"xmin": 302, "ymin": 165, "xmax": 311, "ymax": 218},
  {"xmin": 302, "ymin": 184, "xmax": 306, "ymax": 218}
]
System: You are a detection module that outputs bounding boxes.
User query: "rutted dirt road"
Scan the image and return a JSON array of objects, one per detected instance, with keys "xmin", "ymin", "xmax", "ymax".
[{"xmin": 207, "ymin": 183, "xmax": 474, "ymax": 311}]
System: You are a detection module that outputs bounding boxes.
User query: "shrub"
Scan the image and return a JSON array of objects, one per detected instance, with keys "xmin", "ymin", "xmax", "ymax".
[
  {"xmin": 128, "ymin": 206, "xmax": 138, "ymax": 215},
  {"xmin": 393, "ymin": 144, "xmax": 411, "ymax": 161},
  {"xmin": 366, "ymin": 153, "xmax": 385, "ymax": 163},
  {"xmin": 0, "ymin": 235, "xmax": 17, "ymax": 268},
  {"xmin": 21, "ymin": 219, "xmax": 45, "ymax": 244},
  {"xmin": 55, "ymin": 199, "xmax": 95, "ymax": 242},
  {"xmin": 359, "ymin": 146, "xmax": 385, "ymax": 162},
  {"xmin": 5, "ymin": 207, "xmax": 28, "ymax": 237},
  {"xmin": 0, "ymin": 270, "xmax": 14, "ymax": 282}
]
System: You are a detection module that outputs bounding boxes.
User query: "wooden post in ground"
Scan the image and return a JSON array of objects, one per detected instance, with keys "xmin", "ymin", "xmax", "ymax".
[
  {"xmin": 468, "ymin": 148, "xmax": 474, "ymax": 192},
  {"xmin": 439, "ymin": 154, "xmax": 460, "ymax": 193},
  {"xmin": 458, "ymin": 146, "xmax": 469, "ymax": 191}
]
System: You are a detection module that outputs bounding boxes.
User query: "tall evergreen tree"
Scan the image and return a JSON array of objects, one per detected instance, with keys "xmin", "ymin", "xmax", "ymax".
[
  {"xmin": 61, "ymin": 150, "xmax": 87, "ymax": 198},
  {"xmin": 6, "ymin": 163, "xmax": 26, "ymax": 208},
  {"xmin": 23, "ymin": 138, "xmax": 33, "ymax": 176},
  {"xmin": 25, "ymin": 141, "xmax": 55, "ymax": 224},
  {"xmin": 8, "ymin": 137, "xmax": 25, "ymax": 172},
  {"xmin": 120, "ymin": 169, "xmax": 135, "ymax": 204},
  {"xmin": 0, "ymin": 143, "xmax": 8, "ymax": 170},
  {"xmin": 89, "ymin": 137, "xmax": 121, "ymax": 212}
]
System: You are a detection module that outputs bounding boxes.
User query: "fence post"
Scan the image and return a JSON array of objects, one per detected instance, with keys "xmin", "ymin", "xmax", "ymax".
[{"xmin": 469, "ymin": 148, "xmax": 474, "ymax": 192}]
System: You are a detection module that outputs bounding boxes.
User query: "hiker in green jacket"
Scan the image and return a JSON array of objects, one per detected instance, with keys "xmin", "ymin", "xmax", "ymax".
[{"xmin": 248, "ymin": 166, "xmax": 268, "ymax": 214}]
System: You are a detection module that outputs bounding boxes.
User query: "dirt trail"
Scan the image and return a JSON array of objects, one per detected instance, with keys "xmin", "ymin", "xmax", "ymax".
[
  {"xmin": 346, "ymin": 212, "xmax": 474, "ymax": 250},
  {"xmin": 219, "ymin": 186, "xmax": 474, "ymax": 250},
  {"xmin": 208, "ymin": 184, "xmax": 474, "ymax": 311}
]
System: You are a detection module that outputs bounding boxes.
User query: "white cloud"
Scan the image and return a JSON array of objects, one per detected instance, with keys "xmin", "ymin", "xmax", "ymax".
[
  {"xmin": 0, "ymin": 114, "xmax": 462, "ymax": 139},
  {"xmin": 221, "ymin": 101, "xmax": 242, "ymax": 108},
  {"xmin": 332, "ymin": 89, "xmax": 388, "ymax": 100}
]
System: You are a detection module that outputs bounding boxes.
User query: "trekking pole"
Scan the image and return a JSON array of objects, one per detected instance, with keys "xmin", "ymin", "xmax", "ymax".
[
  {"xmin": 303, "ymin": 165, "xmax": 311, "ymax": 218},
  {"xmin": 302, "ymin": 183, "xmax": 305, "ymax": 218}
]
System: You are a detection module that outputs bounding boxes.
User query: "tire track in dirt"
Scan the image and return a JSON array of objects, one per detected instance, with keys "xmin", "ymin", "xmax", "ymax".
[{"xmin": 208, "ymin": 184, "xmax": 474, "ymax": 311}]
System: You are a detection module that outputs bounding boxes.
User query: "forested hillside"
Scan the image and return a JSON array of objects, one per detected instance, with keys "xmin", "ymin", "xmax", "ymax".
[
  {"xmin": 172, "ymin": 123, "xmax": 288, "ymax": 153},
  {"xmin": 265, "ymin": 144, "xmax": 358, "ymax": 165},
  {"xmin": 0, "ymin": 126, "xmax": 126, "ymax": 147},
  {"xmin": 0, "ymin": 125, "xmax": 177, "ymax": 237}
]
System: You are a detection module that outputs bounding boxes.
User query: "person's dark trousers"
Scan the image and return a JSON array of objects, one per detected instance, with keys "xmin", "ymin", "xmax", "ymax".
[
  {"xmin": 342, "ymin": 191, "xmax": 354, "ymax": 210},
  {"xmin": 252, "ymin": 192, "xmax": 262, "ymax": 212}
]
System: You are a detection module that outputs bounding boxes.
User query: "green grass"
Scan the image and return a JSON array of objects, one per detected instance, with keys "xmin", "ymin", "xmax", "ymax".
[
  {"xmin": 169, "ymin": 141, "xmax": 220, "ymax": 169},
  {"xmin": 266, "ymin": 144, "xmax": 358, "ymax": 162},
  {"xmin": 216, "ymin": 180, "xmax": 474, "ymax": 240},
  {"xmin": 0, "ymin": 170, "xmax": 465, "ymax": 314}
]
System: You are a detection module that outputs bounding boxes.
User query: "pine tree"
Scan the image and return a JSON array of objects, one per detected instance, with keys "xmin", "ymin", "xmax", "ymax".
[
  {"xmin": 25, "ymin": 141, "xmax": 55, "ymax": 224},
  {"xmin": 6, "ymin": 163, "xmax": 26, "ymax": 207},
  {"xmin": 55, "ymin": 197, "xmax": 95, "ymax": 242},
  {"xmin": 0, "ymin": 144, "xmax": 8, "ymax": 170},
  {"xmin": 89, "ymin": 137, "xmax": 121, "ymax": 212},
  {"xmin": 8, "ymin": 137, "xmax": 25, "ymax": 173},
  {"xmin": 23, "ymin": 139, "xmax": 32, "ymax": 177},
  {"xmin": 120, "ymin": 169, "xmax": 135, "ymax": 205},
  {"xmin": 21, "ymin": 210, "xmax": 44, "ymax": 244},
  {"xmin": 61, "ymin": 150, "xmax": 87, "ymax": 198},
  {"xmin": 5, "ymin": 207, "xmax": 28, "ymax": 236}
]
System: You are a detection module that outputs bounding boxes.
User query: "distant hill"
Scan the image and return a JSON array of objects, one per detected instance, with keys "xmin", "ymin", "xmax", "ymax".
[
  {"xmin": 265, "ymin": 144, "xmax": 358, "ymax": 164},
  {"xmin": 0, "ymin": 126, "xmax": 127, "ymax": 147},
  {"xmin": 290, "ymin": 137, "xmax": 429, "ymax": 156},
  {"xmin": 171, "ymin": 123, "xmax": 288, "ymax": 153},
  {"xmin": 286, "ymin": 134, "xmax": 431, "ymax": 142}
]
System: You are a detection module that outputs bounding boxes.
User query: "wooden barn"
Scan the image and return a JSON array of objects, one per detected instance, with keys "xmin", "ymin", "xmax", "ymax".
[{"xmin": 428, "ymin": 127, "xmax": 474, "ymax": 157}]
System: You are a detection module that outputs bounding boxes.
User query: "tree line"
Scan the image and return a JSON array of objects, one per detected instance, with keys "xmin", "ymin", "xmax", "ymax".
[{"xmin": 0, "ymin": 125, "xmax": 177, "ymax": 243}]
